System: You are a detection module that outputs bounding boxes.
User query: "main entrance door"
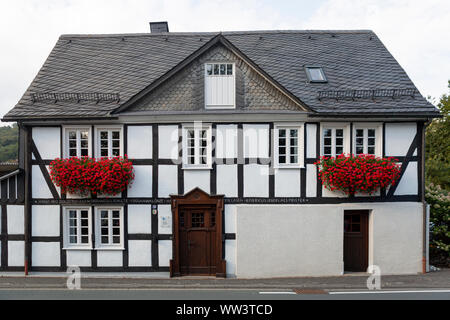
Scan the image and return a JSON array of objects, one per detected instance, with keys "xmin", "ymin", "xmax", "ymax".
[
  {"xmin": 179, "ymin": 207, "xmax": 217, "ymax": 275},
  {"xmin": 344, "ymin": 210, "xmax": 369, "ymax": 272},
  {"xmin": 170, "ymin": 188, "xmax": 226, "ymax": 277}
]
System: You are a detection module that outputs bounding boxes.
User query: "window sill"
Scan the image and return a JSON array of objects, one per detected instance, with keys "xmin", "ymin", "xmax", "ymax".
[
  {"xmin": 274, "ymin": 165, "xmax": 305, "ymax": 169},
  {"xmin": 94, "ymin": 247, "xmax": 125, "ymax": 251},
  {"xmin": 182, "ymin": 166, "xmax": 212, "ymax": 170},
  {"xmin": 63, "ymin": 247, "xmax": 93, "ymax": 251}
]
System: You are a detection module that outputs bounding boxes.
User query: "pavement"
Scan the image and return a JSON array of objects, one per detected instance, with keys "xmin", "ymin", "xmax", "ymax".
[{"xmin": 0, "ymin": 268, "xmax": 449, "ymax": 290}]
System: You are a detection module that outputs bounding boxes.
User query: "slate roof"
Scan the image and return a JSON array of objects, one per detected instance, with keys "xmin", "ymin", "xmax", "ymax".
[{"xmin": 2, "ymin": 30, "xmax": 440, "ymax": 120}]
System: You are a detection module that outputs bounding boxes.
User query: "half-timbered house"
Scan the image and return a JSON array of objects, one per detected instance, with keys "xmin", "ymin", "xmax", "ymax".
[{"xmin": 0, "ymin": 23, "xmax": 440, "ymax": 278}]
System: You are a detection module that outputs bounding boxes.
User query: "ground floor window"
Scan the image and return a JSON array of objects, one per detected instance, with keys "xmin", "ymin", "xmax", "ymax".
[
  {"xmin": 63, "ymin": 207, "xmax": 92, "ymax": 249},
  {"xmin": 95, "ymin": 207, "xmax": 124, "ymax": 249}
]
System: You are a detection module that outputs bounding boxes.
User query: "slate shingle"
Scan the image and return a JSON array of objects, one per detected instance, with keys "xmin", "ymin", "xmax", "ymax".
[{"xmin": 2, "ymin": 30, "xmax": 439, "ymax": 120}]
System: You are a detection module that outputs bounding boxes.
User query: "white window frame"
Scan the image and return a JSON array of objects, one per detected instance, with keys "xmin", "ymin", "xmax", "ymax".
[
  {"xmin": 95, "ymin": 206, "xmax": 124, "ymax": 250},
  {"xmin": 63, "ymin": 206, "xmax": 92, "ymax": 250},
  {"xmin": 182, "ymin": 123, "xmax": 212, "ymax": 169},
  {"xmin": 204, "ymin": 62, "xmax": 236, "ymax": 109},
  {"xmin": 63, "ymin": 126, "xmax": 92, "ymax": 158},
  {"xmin": 352, "ymin": 123, "xmax": 383, "ymax": 157},
  {"xmin": 320, "ymin": 123, "xmax": 351, "ymax": 157},
  {"xmin": 274, "ymin": 123, "xmax": 304, "ymax": 168},
  {"xmin": 95, "ymin": 125, "xmax": 124, "ymax": 158}
]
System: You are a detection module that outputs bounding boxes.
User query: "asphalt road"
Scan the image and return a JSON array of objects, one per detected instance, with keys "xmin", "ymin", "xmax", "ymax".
[{"xmin": 0, "ymin": 289, "xmax": 449, "ymax": 300}]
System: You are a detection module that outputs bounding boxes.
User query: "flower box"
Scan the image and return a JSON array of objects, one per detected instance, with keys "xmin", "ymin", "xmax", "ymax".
[
  {"xmin": 49, "ymin": 156, "xmax": 134, "ymax": 196},
  {"xmin": 315, "ymin": 154, "xmax": 400, "ymax": 196}
]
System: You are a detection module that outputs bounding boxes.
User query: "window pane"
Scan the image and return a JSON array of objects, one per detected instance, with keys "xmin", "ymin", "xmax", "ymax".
[
  {"xmin": 336, "ymin": 138, "xmax": 343, "ymax": 146},
  {"xmin": 101, "ymin": 228, "xmax": 108, "ymax": 235},
  {"xmin": 290, "ymin": 129, "xmax": 298, "ymax": 138},
  {"xmin": 80, "ymin": 131, "xmax": 88, "ymax": 139},
  {"xmin": 368, "ymin": 129, "xmax": 376, "ymax": 137},
  {"xmin": 213, "ymin": 64, "xmax": 219, "ymax": 75},
  {"xmin": 69, "ymin": 140, "xmax": 76, "ymax": 148},
  {"xmin": 69, "ymin": 131, "xmax": 76, "ymax": 139},
  {"xmin": 336, "ymin": 129, "xmax": 343, "ymax": 137},
  {"xmin": 279, "ymin": 129, "xmax": 286, "ymax": 138},
  {"xmin": 220, "ymin": 64, "xmax": 226, "ymax": 75},
  {"xmin": 113, "ymin": 228, "xmax": 120, "ymax": 235},
  {"xmin": 290, "ymin": 155, "xmax": 298, "ymax": 163},
  {"xmin": 307, "ymin": 68, "xmax": 325, "ymax": 81},
  {"xmin": 356, "ymin": 146, "xmax": 364, "ymax": 154},
  {"xmin": 112, "ymin": 131, "xmax": 120, "ymax": 139},
  {"xmin": 279, "ymin": 155, "xmax": 286, "ymax": 163},
  {"xmin": 70, "ymin": 236, "xmax": 77, "ymax": 244},
  {"xmin": 112, "ymin": 210, "xmax": 120, "ymax": 218},
  {"xmin": 113, "ymin": 236, "xmax": 120, "ymax": 244},
  {"xmin": 324, "ymin": 147, "xmax": 331, "ymax": 156},
  {"xmin": 69, "ymin": 210, "xmax": 76, "ymax": 218},
  {"xmin": 226, "ymin": 64, "xmax": 232, "ymax": 75},
  {"xmin": 336, "ymin": 146, "xmax": 343, "ymax": 155},
  {"xmin": 101, "ymin": 211, "xmax": 108, "ymax": 218},
  {"xmin": 101, "ymin": 236, "xmax": 108, "ymax": 244},
  {"xmin": 356, "ymin": 129, "xmax": 364, "ymax": 137},
  {"xmin": 100, "ymin": 131, "xmax": 108, "ymax": 139},
  {"xmin": 368, "ymin": 147, "xmax": 375, "ymax": 154},
  {"xmin": 81, "ymin": 236, "xmax": 89, "ymax": 244},
  {"xmin": 206, "ymin": 64, "xmax": 212, "ymax": 75},
  {"xmin": 112, "ymin": 149, "xmax": 120, "ymax": 156},
  {"xmin": 324, "ymin": 137, "xmax": 331, "ymax": 146},
  {"xmin": 323, "ymin": 129, "xmax": 332, "ymax": 137}
]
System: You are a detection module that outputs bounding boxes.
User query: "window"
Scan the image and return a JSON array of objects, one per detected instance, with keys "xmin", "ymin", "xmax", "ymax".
[
  {"xmin": 64, "ymin": 207, "xmax": 92, "ymax": 249},
  {"xmin": 183, "ymin": 124, "xmax": 212, "ymax": 168},
  {"xmin": 274, "ymin": 124, "xmax": 304, "ymax": 167},
  {"xmin": 353, "ymin": 125, "xmax": 381, "ymax": 156},
  {"xmin": 96, "ymin": 127, "xmax": 123, "ymax": 157},
  {"xmin": 64, "ymin": 127, "xmax": 91, "ymax": 157},
  {"xmin": 205, "ymin": 63, "xmax": 235, "ymax": 109},
  {"xmin": 305, "ymin": 66, "xmax": 327, "ymax": 83},
  {"xmin": 322, "ymin": 128, "xmax": 345, "ymax": 157},
  {"xmin": 95, "ymin": 207, "xmax": 123, "ymax": 248}
]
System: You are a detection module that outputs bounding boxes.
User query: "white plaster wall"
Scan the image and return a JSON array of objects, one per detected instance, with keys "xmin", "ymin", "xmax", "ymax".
[
  {"xmin": 97, "ymin": 250, "xmax": 123, "ymax": 267},
  {"xmin": 344, "ymin": 202, "xmax": 423, "ymax": 274},
  {"xmin": 32, "ymin": 165, "xmax": 53, "ymax": 198},
  {"xmin": 8, "ymin": 241, "xmax": 24, "ymax": 266},
  {"xmin": 224, "ymin": 204, "xmax": 236, "ymax": 233},
  {"xmin": 158, "ymin": 240, "xmax": 172, "ymax": 267},
  {"xmin": 236, "ymin": 205, "xmax": 343, "ymax": 278},
  {"xmin": 216, "ymin": 125, "xmax": 237, "ymax": 158},
  {"xmin": 306, "ymin": 164, "xmax": 317, "ymax": 197},
  {"xmin": 216, "ymin": 164, "xmax": 237, "ymax": 197},
  {"xmin": 127, "ymin": 125, "xmax": 152, "ymax": 159},
  {"xmin": 385, "ymin": 123, "xmax": 417, "ymax": 156},
  {"xmin": 322, "ymin": 186, "xmax": 347, "ymax": 198},
  {"xmin": 128, "ymin": 240, "xmax": 152, "ymax": 266},
  {"xmin": 306, "ymin": 123, "xmax": 317, "ymax": 158},
  {"xmin": 243, "ymin": 124, "xmax": 269, "ymax": 158},
  {"xmin": 158, "ymin": 125, "xmax": 179, "ymax": 160},
  {"xmin": 66, "ymin": 250, "xmax": 91, "ymax": 267},
  {"xmin": 127, "ymin": 205, "xmax": 151, "ymax": 234},
  {"xmin": 158, "ymin": 165, "xmax": 178, "ymax": 197},
  {"xmin": 128, "ymin": 165, "xmax": 152, "ymax": 197},
  {"xmin": 243, "ymin": 164, "xmax": 268, "ymax": 197},
  {"xmin": 32, "ymin": 205, "xmax": 59, "ymax": 236},
  {"xmin": 32, "ymin": 127, "xmax": 60, "ymax": 159},
  {"xmin": 158, "ymin": 205, "xmax": 172, "ymax": 234},
  {"xmin": 235, "ymin": 202, "xmax": 423, "ymax": 278},
  {"xmin": 7, "ymin": 205, "xmax": 24, "ymax": 235},
  {"xmin": 225, "ymin": 240, "xmax": 236, "ymax": 277},
  {"xmin": 32, "ymin": 242, "xmax": 60, "ymax": 266},
  {"xmin": 274, "ymin": 169, "xmax": 300, "ymax": 197},
  {"xmin": 394, "ymin": 161, "xmax": 418, "ymax": 195},
  {"xmin": 184, "ymin": 170, "xmax": 210, "ymax": 193}
]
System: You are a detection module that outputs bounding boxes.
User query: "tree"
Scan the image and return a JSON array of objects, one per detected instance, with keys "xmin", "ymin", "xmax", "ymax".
[
  {"xmin": 0, "ymin": 123, "xmax": 18, "ymax": 162},
  {"xmin": 425, "ymin": 81, "xmax": 450, "ymax": 189}
]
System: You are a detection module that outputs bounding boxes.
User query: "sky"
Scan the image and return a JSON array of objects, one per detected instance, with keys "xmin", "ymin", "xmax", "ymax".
[{"xmin": 0, "ymin": 0, "xmax": 449, "ymax": 125}]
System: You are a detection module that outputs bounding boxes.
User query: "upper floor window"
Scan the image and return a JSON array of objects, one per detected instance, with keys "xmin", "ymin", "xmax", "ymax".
[
  {"xmin": 63, "ymin": 127, "xmax": 91, "ymax": 157},
  {"xmin": 205, "ymin": 63, "xmax": 235, "ymax": 109},
  {"xmin": 353, "ymin": 124, "xmax": 382, "ymax": 156},
  {"xmin": 182, "ymin": 124, "xmax": 212, "ymax": 169},
  {"xmin": 322, "ymin": 125, "xmax": 348, "ymax": 157},
  {"xmin": 305, "ymin": 66, "xmax": 327, "ymax": 83},
  {"xmin": 96, "ymin": 127, "xmax": 123, "ymax": 158},
  {"xmin": 274, "ymin": 124, "xmax": 304, "ymax": 168}
]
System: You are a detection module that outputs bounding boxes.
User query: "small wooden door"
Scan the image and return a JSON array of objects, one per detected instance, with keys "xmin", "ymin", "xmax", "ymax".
[
  {"xmin": 344, "ymin": 210, "xmax": 369, "ymax": 272},
  {"xmin": 179, "ymin": 207, "xmax": 217, "ymax": 275}
]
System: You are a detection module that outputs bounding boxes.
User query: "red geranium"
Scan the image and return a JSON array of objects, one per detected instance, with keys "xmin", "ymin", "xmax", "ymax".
[
  {"xmin": 314, "ymin": 154, "xmax": 401, "ymax": 195},
  {"xmin": 49, "ymin": 156, "xmax": 134, "ymax": 196}
]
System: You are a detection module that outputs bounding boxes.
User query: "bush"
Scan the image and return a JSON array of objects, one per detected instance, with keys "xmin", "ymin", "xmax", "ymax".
[{"xmin": 426, "ymin": 183, "xmax": 450, "ymax": 267}]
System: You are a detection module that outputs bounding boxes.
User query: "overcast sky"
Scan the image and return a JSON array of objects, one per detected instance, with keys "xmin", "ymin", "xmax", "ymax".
[{"xmin": 1, "ymin": 0, "xmax": 449, "ymax": 124}]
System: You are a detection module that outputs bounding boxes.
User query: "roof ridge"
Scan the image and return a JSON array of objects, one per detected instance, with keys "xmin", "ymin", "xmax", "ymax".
[{"xmin": 59, "ymin": 29, "xmax": 374, "ymax": 39}]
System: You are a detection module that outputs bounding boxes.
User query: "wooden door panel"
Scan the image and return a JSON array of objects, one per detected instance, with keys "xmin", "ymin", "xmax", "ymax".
[{"xmin": 344, "ymin": 211, "xmax": 369, "ymax": 272}]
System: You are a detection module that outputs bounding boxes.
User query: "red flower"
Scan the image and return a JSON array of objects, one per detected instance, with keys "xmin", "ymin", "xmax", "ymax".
[
  {"xmin": 49, "ymin": 156, "xmax": 134, "ymax": 196},
  {"xmin": 314, "ymin": 154, "xmax": 400, "ymax": 196}
]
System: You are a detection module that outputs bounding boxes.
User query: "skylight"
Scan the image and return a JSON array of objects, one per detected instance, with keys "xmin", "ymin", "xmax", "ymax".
[{"xmin": 305, "ymin": 66, "xmax": 327, "ymax": 83}]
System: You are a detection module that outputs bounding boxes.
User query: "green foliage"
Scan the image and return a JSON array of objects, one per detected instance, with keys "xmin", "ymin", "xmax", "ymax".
[
  {"xmin": 426, "ymin": 184, "xmax": 450, "ymax": 263},
  {"xmin": 0, "ymin": 124, "xmax": 18, "ymax": 162},
  {"xmin": 425, "ymin": 81, "xmax": 450, "ymax": 189}
]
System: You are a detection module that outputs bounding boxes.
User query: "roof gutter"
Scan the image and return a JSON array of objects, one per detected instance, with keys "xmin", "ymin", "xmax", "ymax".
[{"xmin": 0, "ymin": 169, "xmax": 21, "ymax": 181}]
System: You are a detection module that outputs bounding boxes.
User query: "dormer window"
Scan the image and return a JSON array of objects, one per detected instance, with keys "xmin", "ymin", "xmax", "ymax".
[
  {"xmin": 205, "ymin": 63, "xmax": 235, "ymax": 109},
  {"xmin": 305, "ymin": 66, "xmax": 327, "ymax": 83}
]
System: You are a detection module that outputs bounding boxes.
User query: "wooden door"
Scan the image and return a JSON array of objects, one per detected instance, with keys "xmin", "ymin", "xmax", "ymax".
[
  {"xmin": 344, "ymin": 210, "xmax": 369, "ymax": 272},
  {"xmin": 179, "ymin": 207, "xmax": 217, "ymax": 275}
]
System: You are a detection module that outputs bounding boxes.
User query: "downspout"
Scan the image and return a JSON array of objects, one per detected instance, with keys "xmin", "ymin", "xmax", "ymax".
[{"xmin": 421, "ymin": 119, "xmax": 431, "ymax": 273}]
